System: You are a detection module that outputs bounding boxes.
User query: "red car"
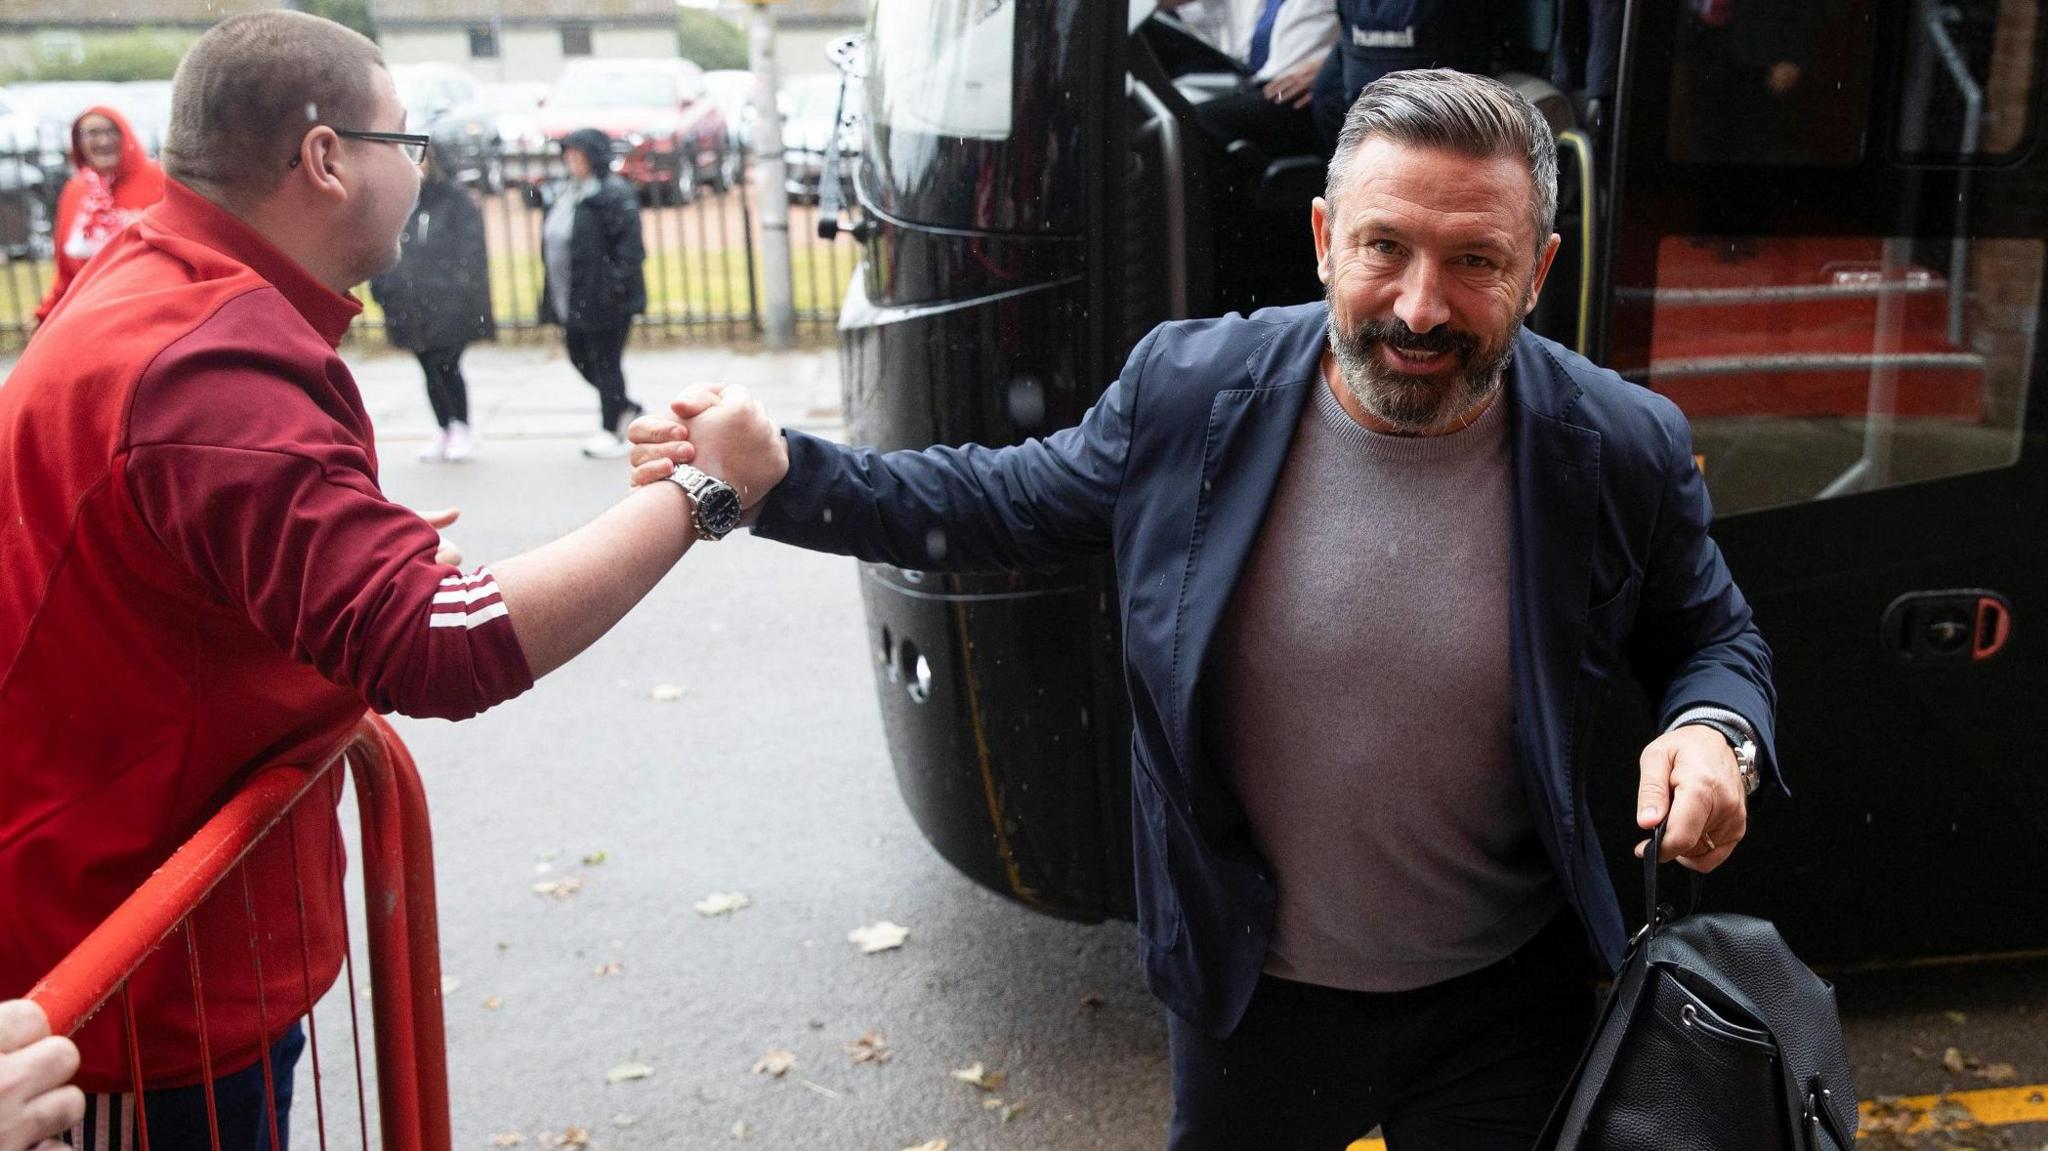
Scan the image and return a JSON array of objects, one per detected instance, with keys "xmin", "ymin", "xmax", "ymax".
[{"xmin": 531, "ymin": 57, "xmax": 735, "ymax": 203}]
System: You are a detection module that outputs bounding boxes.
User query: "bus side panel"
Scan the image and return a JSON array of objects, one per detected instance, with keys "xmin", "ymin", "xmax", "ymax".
[{"xmin": 839, "ymin": 280, "xmax": 1134, "ymax": 922}]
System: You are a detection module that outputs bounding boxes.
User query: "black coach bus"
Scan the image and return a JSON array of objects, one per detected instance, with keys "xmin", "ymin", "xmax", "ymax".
[{"xmin": 818, "ymin": 0, "xmax": 2048, "ymax": 966}]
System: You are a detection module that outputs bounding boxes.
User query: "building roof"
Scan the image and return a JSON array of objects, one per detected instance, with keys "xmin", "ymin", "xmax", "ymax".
[
  {"xmin": 368, "ymin": 0, "xmax": 675, "ymax": 26},
  {"xmin": 772, "ymin": 0, "xmax": 868, "ymax": 27},
  {"xmin": 0, "ymin": 0, "xmax": 274, "ymax": 29}
]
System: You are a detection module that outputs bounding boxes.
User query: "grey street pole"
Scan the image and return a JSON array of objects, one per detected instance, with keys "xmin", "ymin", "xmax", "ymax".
[{"xmin": 747, "ymin": 2, "xmax": 795, "ymax": 349}]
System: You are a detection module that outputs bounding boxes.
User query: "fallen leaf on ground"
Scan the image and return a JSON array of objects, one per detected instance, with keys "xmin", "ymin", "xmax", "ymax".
[
  {"xmin": 849, "ymin": 920, "xmax": 909, "ymax": 953},
  {"xmin": 1975, "ymin": 1061, "xmax": 2017, "ymax": 1082},
  {"xmin": 1928, "ymin": 1097, "xmax": 1974, "ymax": 1129},
  {"xmin": 606, "ymin": 1061, "xmax": 654, "ymax": 1084},
  {"xmin": 593, "ymin": 961, "xmax": 624, "ymax": 977},
  {"xmin": 999, "ymin": 1099, "xmax": 1028, "ymax": 1122},
  {"xmin": 483, "ymin": 996, "xmax": 503, "ymax": 1011},
  {"xmin": 1861, "ymin": 1095, "xmax": 1919, "ymax": 1137},
  {"xmin": 951, "ymin": 1062, "xmax": 1005, "ymax": 1091},
  {"xmin": 532, "ymin": 876, "xmax": 585, "ymax": 900},
  {"xmin": 903, "ymin": 1142, "xmax": 947, "ymax": 1151},
  {"xmin": 490, "ymin": 1134, "xmax": 524, "ymax": 1148},
  {"xmin": 753, "ymin": 1049, "xmax": 797, "ymax": 1077},
  {"xmin": 582, "ymin": 851, "xmax": 608, "ymax": 866},
  {"xmin": 844, "ymin": 1030, "xmax": 891, "ymax": 1065},
  {"xmin": 538, "ymin": 1130, "xmax": 589, "ymax": 1149},
  {"xmin": 649, "ymin": 683, "xmax": 686, "ymax": 702},
  {"xmin": 1943, "ymin": 1047, "xmax": 1980, "ymax": 1075},
  {"xmin": 695, "ymin": 892, "xmax": 752, "ymax": 917}
]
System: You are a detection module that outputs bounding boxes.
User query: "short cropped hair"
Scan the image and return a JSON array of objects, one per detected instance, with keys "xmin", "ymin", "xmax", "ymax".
[
  {"xmin": 162, "ymin": 10, "xmax": 387, "ymax": 206},
  {"xmin": 1325, "ymin": 69, "xmax": 1558, "ymax": 249}
]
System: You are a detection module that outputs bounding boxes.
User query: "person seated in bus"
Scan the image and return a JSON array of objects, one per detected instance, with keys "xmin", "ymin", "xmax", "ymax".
[
  {"xmin": 0, "ymin": 13, "xmax": 718, "ymax": 1148},
  {"xmin": 0, "ymin": 1001, "xmax": 81, "ymax": 1151},
  {"xmin": 1159, "ymin": 0, "xmax": 1340, "ymax": 160},
  {"xmin": 627, "ymin": 69, "xmax": 1777, "ymax": 1151},
  {"xmin": 1308, "ymin": 0, "xmax": 1490, "ymax": 148}
]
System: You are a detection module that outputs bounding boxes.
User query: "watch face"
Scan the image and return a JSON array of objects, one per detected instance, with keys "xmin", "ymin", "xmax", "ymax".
[{"xmin": 698, "ymin": 484, "xmax": 744, "ymax": 538}]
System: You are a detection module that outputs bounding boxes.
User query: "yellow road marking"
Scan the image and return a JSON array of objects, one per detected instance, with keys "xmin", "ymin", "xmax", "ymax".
[
  {"xmin": 1337, "ymin": 1084, "xmax": 2048, "ymax": 1150},
  {"xmin": 1860, "ymin": 1083, "xmax": 2048, "ymax": 1135}
]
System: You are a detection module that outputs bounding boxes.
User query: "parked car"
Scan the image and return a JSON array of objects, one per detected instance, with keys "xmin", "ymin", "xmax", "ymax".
[
  {"xmin": 778, "ymin": 73, "xmax": 861, "ymax": 203},
  {"xmin": 5, "ymin": 81, "xmax": 126, "ymax": 172},
  {"xmin": 530, "ymin": 57, "xmax": 733, "ymax": 203},
  {"xmin": 702, "ymin": 69, "xmax": 758, "ymax": 156},
  {"xmin": 107, "ymin": 80, "xmax": 173, "ymax": 156},
  {"xmin": 390, "ymin": 63, "xmax": 501, "ymax": 192}
]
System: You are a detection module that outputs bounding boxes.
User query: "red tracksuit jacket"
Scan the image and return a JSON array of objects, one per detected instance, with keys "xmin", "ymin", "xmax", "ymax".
[{"xmin": 1, "ymin": 180, "xmax": 534, "ymax": 1090}]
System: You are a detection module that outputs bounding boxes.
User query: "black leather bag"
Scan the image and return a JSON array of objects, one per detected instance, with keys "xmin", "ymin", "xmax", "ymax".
[{"xmin": 1536, "ymin": 826, "xmax": 1860, "ymax": 1151}]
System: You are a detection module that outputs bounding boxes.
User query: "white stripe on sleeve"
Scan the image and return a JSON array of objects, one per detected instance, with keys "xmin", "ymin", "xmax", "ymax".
[
  {"xmin": 431, "ymin": 582, "xmax": 502, "ymax": 605},
  {"xmin": 429, "ymin": 600, "xmax": 511, "ymax": 629}
]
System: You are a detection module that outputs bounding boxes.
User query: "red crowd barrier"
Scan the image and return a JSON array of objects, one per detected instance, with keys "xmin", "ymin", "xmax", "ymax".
[{"xmin": 27, "ymin": 714, "xmax": 451, "ymax": 1151}]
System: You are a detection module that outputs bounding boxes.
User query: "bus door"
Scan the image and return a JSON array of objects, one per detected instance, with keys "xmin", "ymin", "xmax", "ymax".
[{"xmin": 1593, "ymin": 0, "xmax": 2048, "ymax": 962}]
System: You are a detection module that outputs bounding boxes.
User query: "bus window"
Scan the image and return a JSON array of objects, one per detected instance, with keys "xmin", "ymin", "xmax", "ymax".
[
  {"xmin": 1634, "ymin": 234, "xmax": 2041, "ymax": 515},
  {"xmin": 1896, "ymin": 0, "xmax": 2042, "ymax": 158},
  {"xmin": 864, "ymin": 0, "xmax": 1087, "ymax": 234},
  {"xmin": 1666, "ymin": 0, "xmax": 1875, "ymax": 167}
]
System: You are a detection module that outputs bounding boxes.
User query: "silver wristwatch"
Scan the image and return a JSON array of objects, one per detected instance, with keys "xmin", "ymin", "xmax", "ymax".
[
  {"xmin": 665, "ymin": 464, "xmax": 743, "ymax": 541},
  {"xmin": 1686, "ymin": 717, "xmax": 1760, "ymax": 796}
]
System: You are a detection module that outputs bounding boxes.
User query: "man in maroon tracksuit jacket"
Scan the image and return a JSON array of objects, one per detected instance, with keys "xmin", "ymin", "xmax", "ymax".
[{"xmin": 0, "ymin": 13, "xmax": 737, "ymax": 1146}]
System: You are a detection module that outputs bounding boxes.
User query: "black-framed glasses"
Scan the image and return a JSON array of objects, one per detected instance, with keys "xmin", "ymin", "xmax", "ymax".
[{"xmin": 288, "ymin": 129, "xmax": 430, "ymax": 168}]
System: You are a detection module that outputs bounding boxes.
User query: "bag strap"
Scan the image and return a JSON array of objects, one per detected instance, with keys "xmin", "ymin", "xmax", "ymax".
[
  {"xmin": 1641, "ymin": 822, "xmax": 1705, "ymax": 940},
  {"xmin": 1538, "ymin": 946, "xmax": 1654, "ymax": 1150}
]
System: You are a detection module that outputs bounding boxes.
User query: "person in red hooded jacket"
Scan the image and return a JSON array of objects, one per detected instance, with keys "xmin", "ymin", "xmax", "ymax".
[{"xmin": 33, "ymin": 104, "xmax": 166, "ymax": 324}]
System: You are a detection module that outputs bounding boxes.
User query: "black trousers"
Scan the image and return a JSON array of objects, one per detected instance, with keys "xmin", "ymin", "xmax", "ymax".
[
  {"xmin": 563, "ymin": 324, "xmax": 638, "ymax": 432},
  {"xmin": 416, "ymin": 345, "xmax": 469, "ymax": 428},
  {"xmin": 1168, "ymin": 911, "xmax": 1597, "ymax": 1151},
  {"xmin": 1194, "ymin": 86, "xmax": 1325, "ymax": 160}
]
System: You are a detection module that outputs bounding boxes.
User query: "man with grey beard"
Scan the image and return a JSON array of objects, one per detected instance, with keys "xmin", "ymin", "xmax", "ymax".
[{"xmin": 625, "ymin": 69, "xmax": 1777, "ymax": 1150}]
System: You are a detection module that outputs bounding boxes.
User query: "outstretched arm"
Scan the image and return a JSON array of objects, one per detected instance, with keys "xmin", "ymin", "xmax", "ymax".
[{"xmin": 630, "ymin": 356, "xmax": 1144, "ymax": 576}]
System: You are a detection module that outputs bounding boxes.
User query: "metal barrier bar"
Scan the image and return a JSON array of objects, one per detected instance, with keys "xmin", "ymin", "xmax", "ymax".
[{"xmin": 26, "ymin": 713, "xmax": 450, "ymax": 1151}]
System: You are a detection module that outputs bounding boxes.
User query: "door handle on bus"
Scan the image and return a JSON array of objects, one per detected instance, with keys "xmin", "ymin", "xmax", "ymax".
[{"xmin": 1881, "ymin": 590, "xmax": 2013, "ymax": 664}]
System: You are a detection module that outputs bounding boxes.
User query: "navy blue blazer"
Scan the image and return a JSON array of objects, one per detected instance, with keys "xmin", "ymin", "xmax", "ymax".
[{"xmin": 754, "ymin": 302, "xmax": 1779, "ymax": 1038}]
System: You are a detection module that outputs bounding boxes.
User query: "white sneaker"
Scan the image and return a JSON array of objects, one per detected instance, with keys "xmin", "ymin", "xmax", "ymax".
[
  {"xmin": 580, "ymin": 429, "xmax": 630, "ymax": 459},
  {"xmin": 417, "ymin": 428, "xmax": 450, "ymax": 462},
  {"xmin": 613, "ymin": 403, "xmax": 645, "ymax": 441},
  {"xmin": 444, "ymin": 421, "xmax": 476, "ymax": 462}
]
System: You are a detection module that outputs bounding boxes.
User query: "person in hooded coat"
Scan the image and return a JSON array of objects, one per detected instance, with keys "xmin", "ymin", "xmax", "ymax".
[
  {"xmin": 369, "ymin": 141, "xmax": 496, "ymax": 461},
  {"xmin": 35, "ymin": 104, "xmax": 166, "ymax": 324},
  {"xmin": 539, "ymin": 127, "xmax": 647, "ymax": 459}
]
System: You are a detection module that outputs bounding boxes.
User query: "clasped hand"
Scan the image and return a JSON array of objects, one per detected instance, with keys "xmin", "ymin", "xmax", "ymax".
[{"xmin": 625, "ymin": 382, "xmax": 789, "ymax": 509}]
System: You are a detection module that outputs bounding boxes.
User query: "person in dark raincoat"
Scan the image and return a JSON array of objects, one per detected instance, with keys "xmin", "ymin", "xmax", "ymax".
[{"xmin": 369, "ymin": 141, "xmax": 496, "ymax": 461}]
